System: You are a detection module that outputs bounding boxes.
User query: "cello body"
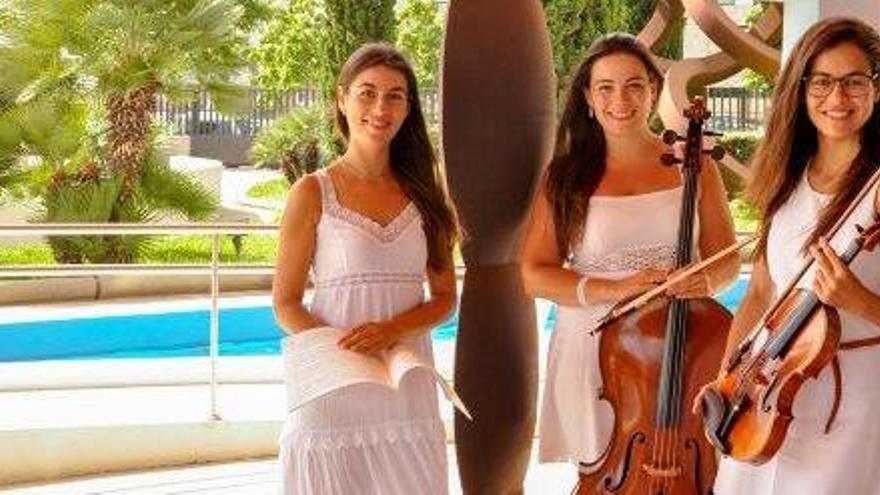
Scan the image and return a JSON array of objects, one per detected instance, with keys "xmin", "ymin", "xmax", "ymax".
[{"xmin": 578, "ymin": 297, "xmax": 731, "ymax": 495}]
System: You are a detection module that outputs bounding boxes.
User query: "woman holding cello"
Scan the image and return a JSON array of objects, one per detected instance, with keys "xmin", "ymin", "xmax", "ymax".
[
  {"xmin": 702, "ymin": 17, "xmax": 880, "ymax": 495},
  {"xmin": 521, "ymin": 33, "xmax": 739, "ymax": 491}
]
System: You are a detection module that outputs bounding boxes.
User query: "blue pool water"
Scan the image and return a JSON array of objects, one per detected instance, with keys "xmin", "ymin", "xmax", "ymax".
[{"xmin": 0, "ymin": 278, "xmax": 749, "ymax": 362}]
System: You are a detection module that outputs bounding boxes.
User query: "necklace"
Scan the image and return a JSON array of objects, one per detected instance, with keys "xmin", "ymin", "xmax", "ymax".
[{"xmin": 340, "ymin": 157, "xmax": 391, "ymax": 181}]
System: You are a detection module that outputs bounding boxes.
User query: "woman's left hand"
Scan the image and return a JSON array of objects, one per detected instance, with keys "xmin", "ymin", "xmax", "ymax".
[
  {"xmin": 337, "ymin": 321, "xmax": 405, "ymax": 355},
  {"xmin": 811, "ymin": 237, "xmax": 868, "ymax": 311}
]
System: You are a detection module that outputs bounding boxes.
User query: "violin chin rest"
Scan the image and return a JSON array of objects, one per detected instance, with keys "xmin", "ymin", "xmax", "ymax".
[{"xmin": 700, "ymin": 388, "xmax": 730, "ymax": 455}]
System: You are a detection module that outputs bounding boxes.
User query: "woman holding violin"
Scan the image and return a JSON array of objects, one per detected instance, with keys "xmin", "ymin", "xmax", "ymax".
[
  {"xmin": 521, "ymin": 33, "xmax": 739, "ymax": 489},
  {"xmin": 704, "ymin": 17, "xmax": 880, "ymax": 495}
]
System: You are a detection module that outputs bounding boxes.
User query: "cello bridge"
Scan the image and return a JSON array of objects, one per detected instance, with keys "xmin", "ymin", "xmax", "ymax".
[{"xmin": 642, "ymin": 463, "xmax": 682, "ymax": 478}]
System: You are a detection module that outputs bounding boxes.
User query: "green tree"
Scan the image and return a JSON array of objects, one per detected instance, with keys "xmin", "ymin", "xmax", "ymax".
[
  {"xmin": 250, "ymin": 0, "xmax": 329, "ymax": 94},
  {"xmin": 395, "ymin": 0, "xmax": 443, "ymax": 90},
  {"xmin": 741, "ymin": 1, "xmax": 776, "ymax": 93},
  {"xmin": 322, "ymin": 0, "xmax": 396, "ymax": 101},
  {"xmin": 0, "ymin": 0, "xmax": 258, "ymax": 263},
  {"xmin": 252, "ymin": 0, "xmax": 400, "ymax": 101},
  {"xmin": 543, "ymin": 0, "xmax": 630, "ymax": 95}
]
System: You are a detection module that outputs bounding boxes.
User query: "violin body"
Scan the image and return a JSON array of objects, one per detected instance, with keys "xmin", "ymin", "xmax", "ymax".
[
  {"xmin": 701, "ymin": 289, "xmax": 841, "ymax": 464},
  {"xmin": 578, "ymin": 296, "xmax": 731, "ymax": 495}
]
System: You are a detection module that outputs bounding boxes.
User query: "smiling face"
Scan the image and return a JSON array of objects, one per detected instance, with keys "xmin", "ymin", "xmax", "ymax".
[
  {"xmin": 338, "ymin": 64, "xmax": 410, "ymax": 148},
  {"xmin": 585, "ymin": 53, "xmax": 658, "ymax": 137},
  {"xmin": 805, "ymin": 42, "xmax": 879, "ymax": 143}
]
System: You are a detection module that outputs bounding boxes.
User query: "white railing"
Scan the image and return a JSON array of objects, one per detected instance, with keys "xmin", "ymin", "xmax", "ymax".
[
  {"xmin": 0, "ymin": 223, "xmax": 757, "ymax": 422},
  {"xmin": 0, "ymin": 223, "xmax": 279, "ymax": 421}
]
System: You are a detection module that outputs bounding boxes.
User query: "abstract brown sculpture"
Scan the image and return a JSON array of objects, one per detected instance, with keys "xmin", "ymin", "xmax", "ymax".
[
  {"xmin": 441, "ymin": 1, "xmax": 555, "ymax": 492},
  {"xmin": 640, "ymin": 0, "xmax": 783, "ymax": 178}
]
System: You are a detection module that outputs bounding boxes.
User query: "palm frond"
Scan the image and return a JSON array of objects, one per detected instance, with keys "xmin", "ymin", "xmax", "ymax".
[
  {"xmin": 138, "ymin": 149, "xmax": 217, "ymax": 221},
  {"xmin": 202, "ymin": 81, "xmax": 251, "ymax": 116}
]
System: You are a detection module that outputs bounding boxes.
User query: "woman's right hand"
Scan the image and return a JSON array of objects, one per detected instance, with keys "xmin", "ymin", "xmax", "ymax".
[{"xmin": 614, "ymin": 268, "xmax": 668, "ymax": 301}]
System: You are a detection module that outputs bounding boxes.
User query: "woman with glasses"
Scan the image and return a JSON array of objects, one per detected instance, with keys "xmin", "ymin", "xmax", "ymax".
[
  {"xmin": 273, "ymin": 42, "xmax": 459, "ymax": 494},
  {"xmin": 520, "ymin": 33, "xmax": 739, "ymax": 482},
  {"xmin": 707, "ymin": 17, "xmax": 880, "ymax": 495}
]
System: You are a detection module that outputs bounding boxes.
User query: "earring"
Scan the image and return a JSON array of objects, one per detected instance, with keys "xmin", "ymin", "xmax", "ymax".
[{"xmin": 587, "ymin": 106, "xmax": 594, "ymax": 119}]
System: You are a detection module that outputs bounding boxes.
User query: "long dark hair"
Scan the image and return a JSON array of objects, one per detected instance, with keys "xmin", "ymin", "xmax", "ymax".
[
  {"xmin": 335, "ymin": 42, "xmax": 460, "ymax": 270},
  {"xmin": 750, "ymin": 17, "xmax": 880, "ymax": 257},
  {"xmin": 544, "ymin": 33, "xmax": 664, "ymax": 258}
]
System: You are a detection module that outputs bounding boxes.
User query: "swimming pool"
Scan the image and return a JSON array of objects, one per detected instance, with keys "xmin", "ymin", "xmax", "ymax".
[{"xmin": 0, "ymin": 278, "xmax": 748, "ymax": 362}]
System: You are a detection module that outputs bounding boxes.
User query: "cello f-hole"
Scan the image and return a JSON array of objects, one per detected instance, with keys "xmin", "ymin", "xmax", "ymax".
[{"xmin": 603, "ymin": 431, "xmax": 647, "ymax": 492}]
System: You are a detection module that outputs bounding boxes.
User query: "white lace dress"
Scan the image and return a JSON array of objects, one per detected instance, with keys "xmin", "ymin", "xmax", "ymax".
[
  {"xmin": 538, "ymin": 187, "xmax": 687, "ymax": 468},
  {"xmin": 714, "ymin": 173, "xmax": 880, "ymax": 495},
  {"xmin": 278, "ymin": 170, "xmax": 448, "ymax": 494}
]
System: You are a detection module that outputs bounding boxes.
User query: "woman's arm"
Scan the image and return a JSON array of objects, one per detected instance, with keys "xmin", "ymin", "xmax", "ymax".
[
  {"xmin": 520, "ymin": 180, "xmax": 665, "ymax": 306},
  {"xmin": 272, "ymin": 175, "xmax": 325, "ymax": 334},
  {"xmin": 338, "ymin": 260, "xmax": 458, "ymax": 353},
  {"xmin": 722, "ymin": 255, "xmax": 775, "ymax": 362}
]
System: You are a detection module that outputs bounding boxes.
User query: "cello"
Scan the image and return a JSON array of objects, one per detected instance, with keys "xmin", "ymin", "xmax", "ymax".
[
  {"xmin": 576, "ymin": 98, "xmax": 732, "ymax": 495},
  {"xmin": 700, "ymin": 168, "xmax": 880, "ymax": 464}
]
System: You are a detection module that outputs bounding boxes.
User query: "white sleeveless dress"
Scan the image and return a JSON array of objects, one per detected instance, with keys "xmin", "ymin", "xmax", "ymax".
[
  {"xmin": 538, "ymin": 187, "xmax": 688, "ymax": 468},
  {"xmin": 278, "ymin": 170, "xmax": 448, "ymax": 494},
  {"xmin": 714, "ymin": 173, "xmax": 880, "ymax": 495}
]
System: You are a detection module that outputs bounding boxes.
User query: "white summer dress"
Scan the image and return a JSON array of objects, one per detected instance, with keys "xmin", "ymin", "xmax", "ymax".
[
  {"xmin": 278, "ymin": 169, "xmax": 448, "ymax": 494},
  {"xmin": 714, "ymin": 173, "xmax": 880, "ymax": 495},
  {"xmin": 538, "ymin": 187, "xmax": 690, "ymax": 469}
]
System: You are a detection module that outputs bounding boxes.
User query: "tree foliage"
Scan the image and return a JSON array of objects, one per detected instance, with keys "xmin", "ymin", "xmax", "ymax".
[
  {"xmin": 742, "ymin": 2, "xmax": 776, "ymax": 93},
  {"xmin": 542, "ymin": 0, "xmax": 683, "ymax": 96},
  {"xmin": 543, "ymin": 0, "xmax": 629, "ymax": 93},
  {"xmin": 395, "ymin": 0, "xmax": 443, "ymax": 89},
  {"xmin": 250, "ymin": 0, "xmax": 329, "ymax": 93},
  {"xmin": 0, "ymin": 0, "xmax": 259, "ymax": 262},
  {"xmin": 252, "ymin": 0, "xmax": 396, "ymax": 101}
]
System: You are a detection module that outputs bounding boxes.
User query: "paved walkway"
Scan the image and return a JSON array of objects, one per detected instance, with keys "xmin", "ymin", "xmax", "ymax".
[{"xmin": 1, "ymin": 447, "xmax": 577, "ymax": 494}]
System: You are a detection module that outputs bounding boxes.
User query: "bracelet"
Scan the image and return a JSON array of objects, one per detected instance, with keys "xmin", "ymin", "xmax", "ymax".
[{"xmin": 576, "ymin": 275, "xmax": 590, "ymax": 307}]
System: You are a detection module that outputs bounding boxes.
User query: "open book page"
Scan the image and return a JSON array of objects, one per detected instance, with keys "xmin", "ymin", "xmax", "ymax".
[
  {"xmin": 386, "ymin": 344, "xmax": 473, "ymax": 420},
  {"xmin": 283, "ymin": 327, "xmax": 390, "ymax": 412},
  {"xmin": 284, "ymin": 326, "xmax": 473, "ymax": 420}
]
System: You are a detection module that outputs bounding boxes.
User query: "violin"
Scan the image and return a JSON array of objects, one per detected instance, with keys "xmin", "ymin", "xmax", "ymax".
[
  {"xmin": 576, "ymin": 97, "xmax": 731, "ymax": 495},
  {"xmin": 701, "ymin": 208, "xmax": 880, "ymax": 464}
]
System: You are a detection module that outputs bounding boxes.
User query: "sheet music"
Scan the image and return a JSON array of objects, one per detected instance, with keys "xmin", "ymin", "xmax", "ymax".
[{"xmin": 284, "ymin": 326, "xmax": 473, "ymax": 419}]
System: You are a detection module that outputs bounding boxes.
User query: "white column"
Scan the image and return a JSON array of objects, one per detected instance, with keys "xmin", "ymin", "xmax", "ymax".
[{"xmin": 784, "ymin": 0, "xmax": 880, "ymax": 59}]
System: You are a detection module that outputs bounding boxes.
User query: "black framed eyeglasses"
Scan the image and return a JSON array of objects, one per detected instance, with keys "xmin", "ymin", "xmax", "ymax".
[{"xmin": 802, "ymin": 72, "xmax": 879, "ymax": 98}]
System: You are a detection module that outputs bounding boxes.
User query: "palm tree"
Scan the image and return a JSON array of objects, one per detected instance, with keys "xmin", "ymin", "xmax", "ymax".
[{"xmin": 0, "ymin": 0, "xmax": 259, "ymax": 262}]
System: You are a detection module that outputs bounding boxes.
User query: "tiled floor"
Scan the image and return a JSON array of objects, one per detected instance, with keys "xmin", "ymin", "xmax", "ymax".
[{"xmin": 1, "ymin": 446, "xmax": 577, "ymax": 494}]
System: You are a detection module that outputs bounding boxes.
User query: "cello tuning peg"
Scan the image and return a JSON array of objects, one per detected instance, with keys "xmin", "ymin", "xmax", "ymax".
[
  {"xmin": 661, "ymin": 152, "xmax": 682, "ymax": 167},
  {"xmin": 662, "ymin": 129, "xmax": 681, "ymax": 145},
  {"xmin": 704, "ymin": 130, "xmax": 724, "ymax": 137},
  {"xmin": 702, "ymin": 146, "xmax": 726, "ymax": 161}
]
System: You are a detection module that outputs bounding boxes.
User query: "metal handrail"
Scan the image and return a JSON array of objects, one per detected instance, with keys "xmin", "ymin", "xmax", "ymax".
[
  {"xmin": 0, "ymin": 222, "xmax": 281, "ymax": 421},
  {"xmin": 0, "ymin": 222, "xmax": 278, "ymax": 236},
  {"xmin": 0, "ymin": 264, "xmax": 275, "ymax": 277},
  {"xmin": 0, "ymin": 223, "xmax": 757, "ymax": 421}
]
